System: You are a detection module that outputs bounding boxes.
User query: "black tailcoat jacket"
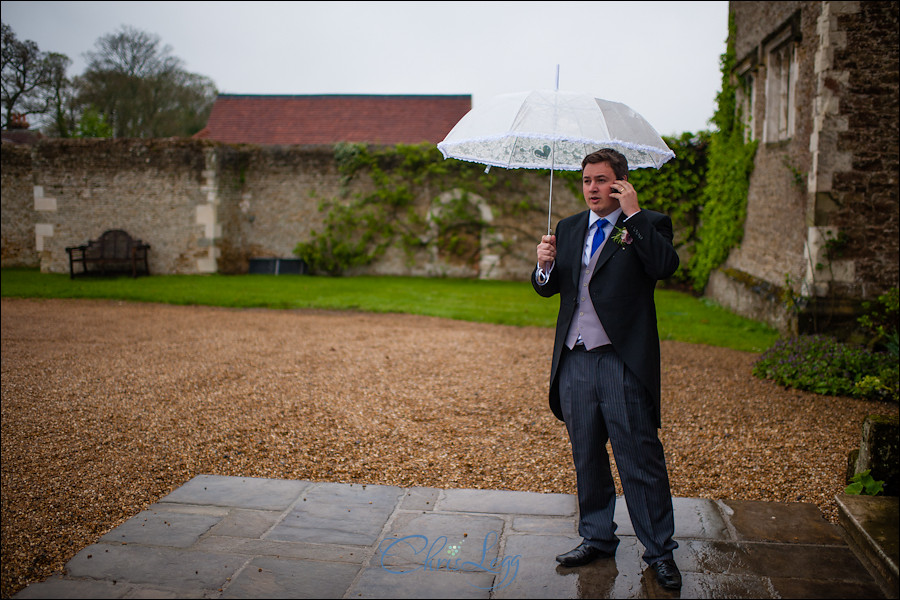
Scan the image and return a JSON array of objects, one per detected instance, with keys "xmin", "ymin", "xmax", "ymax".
[{"xmin": 532, "ymin": 209, "xmax": 679, "ymax": 428}]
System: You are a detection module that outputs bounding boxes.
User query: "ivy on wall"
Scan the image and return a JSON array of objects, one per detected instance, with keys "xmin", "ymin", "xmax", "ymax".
[
  {"xmin": 301, "ymin": 136, "xmax": 717, "ymax": 280},
  {"xmin": 294, "ymin": 143, "xmax": 544, "ymax": 275},
  {"xmin": 687, "ymin": 12, "xmax": 758, "ymax": 292}
]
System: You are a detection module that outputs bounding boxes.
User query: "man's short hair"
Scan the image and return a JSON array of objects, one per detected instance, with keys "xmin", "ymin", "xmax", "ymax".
[{"xmin": 582, "ymin": 148, "xmax": 629, "ymax": 180}]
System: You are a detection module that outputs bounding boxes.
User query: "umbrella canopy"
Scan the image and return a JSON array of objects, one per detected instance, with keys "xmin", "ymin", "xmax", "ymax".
[
  {"xmin": 437, "ymin": 89, "xmax": 675, "ymax": 171},
  {"xmin": 437, "ymin": 89, "xmax": 675, "ymax": 233}
]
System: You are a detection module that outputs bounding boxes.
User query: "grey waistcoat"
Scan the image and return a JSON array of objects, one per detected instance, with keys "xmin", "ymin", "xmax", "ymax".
[{"xmin": 565, "ymin": 238, "xmax": 612, "ymax": 350}]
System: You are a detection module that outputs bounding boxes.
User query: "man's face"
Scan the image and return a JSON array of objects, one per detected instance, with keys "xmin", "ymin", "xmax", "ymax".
[{"xmin": 582, "ymin": 161, "xmax": 621, "ymax": 217}]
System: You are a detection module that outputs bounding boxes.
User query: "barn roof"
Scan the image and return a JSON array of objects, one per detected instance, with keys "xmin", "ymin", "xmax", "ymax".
[{"xmin": 193, "ymin": 94, "xmax": 472, "ymax": 145}]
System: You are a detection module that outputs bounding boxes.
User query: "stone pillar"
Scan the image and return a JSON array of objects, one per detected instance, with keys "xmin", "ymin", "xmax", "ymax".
[
  {"xmin": 34, "ymin": 185, "xmax": 57, "ymax": 272},
  {"xmin": 804, "ymin": 1, "xmax": 860, "ymax": 297},
  {"xmin": 196, "ymin": 147, "xmax": 221, "ymax": 273}
]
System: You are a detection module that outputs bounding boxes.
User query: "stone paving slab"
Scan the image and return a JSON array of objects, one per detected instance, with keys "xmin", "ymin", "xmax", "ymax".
[
  {"xmin": 12, "ymin": 474, "xmax": 889, "ymax": 599},
  {"xmin": 160, "ymin": 476, "xmax": 311, "ymax": 511},
  {"xmin": 349, "ymin": 567, "xmax": 496, "ymax": 599},
  {"xmin": 380, "ymin": 512, "xmax": 507, "ymax": 570},
  {"xmin": 436, "ymin": 488, "xmax": 575, "ymax": 516},
  {"xmin": 268, "ymin": 483, "xmax": 403, "ymax": 546},
  {"xmin": 221, "ymin": 556, "xmax": 360, "ymax": 599},
  {"xmin": 720, "ymin": 498, "xmax": 847, "ymax": 544}
]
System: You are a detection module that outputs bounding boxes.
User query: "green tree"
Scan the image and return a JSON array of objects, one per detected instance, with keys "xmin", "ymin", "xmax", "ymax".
[
  {"xmin": 77, "ymin": 25, "xmax": 217, "ymax": 138},
  {"xmin": 76, "ymin": 106, "xmax": 113, "ymax": 138},
  {"xmin": 43, "ymin": 51, "xmax": 77, "ymax": 137}
]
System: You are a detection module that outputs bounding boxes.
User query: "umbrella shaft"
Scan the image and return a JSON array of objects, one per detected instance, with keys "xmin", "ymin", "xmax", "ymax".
[{"xmin": 547, "ymin": 167, "xmax": 553, "ymax": 235}]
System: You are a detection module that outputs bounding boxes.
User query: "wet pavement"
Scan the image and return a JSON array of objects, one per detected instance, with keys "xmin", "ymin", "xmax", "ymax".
[{"xmin": 13, "ymin": 475, "xmax": 892, "ymax": 599}]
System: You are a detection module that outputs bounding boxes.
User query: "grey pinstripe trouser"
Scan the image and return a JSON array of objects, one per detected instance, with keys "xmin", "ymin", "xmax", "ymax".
[{"xmin": 559, "ymin": 345, "xmax": 678, "ymax": 564}]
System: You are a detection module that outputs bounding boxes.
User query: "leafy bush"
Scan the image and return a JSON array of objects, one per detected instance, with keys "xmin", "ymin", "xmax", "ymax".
[
  {"xmin": 854, "ymin": 373, "xmax": 899, "ymax": 402},
  {"xmin": 854, "ymin": 288, "xmax": 899, "ymax": 401},
  {"xmin": 752, "ymin": 335, "xmax": 899, "ymax": 401}
]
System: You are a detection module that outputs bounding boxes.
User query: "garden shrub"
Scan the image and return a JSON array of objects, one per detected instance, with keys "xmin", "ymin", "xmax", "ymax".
[
  {"xmin": 754, "ymin": 287, "xmax": 899, "ymax": 402},
  {"xmin": 753, "ymin": 335, "xmax": 899, "ymax": 402}
]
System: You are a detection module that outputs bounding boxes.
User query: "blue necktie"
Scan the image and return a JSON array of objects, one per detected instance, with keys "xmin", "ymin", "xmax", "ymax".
[{"xmin": 591, "ymin": 218, "xmax": 608, "ymax": 256}]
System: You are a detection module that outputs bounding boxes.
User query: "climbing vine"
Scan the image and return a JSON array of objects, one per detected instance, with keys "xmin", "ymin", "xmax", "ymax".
[
  {"xmin": 687, "ymin": 12, "xmax": 758, "ymax": 292},
  {"xmin": 294, "ymin": 143, "xmax": 543, "ymax": 275}
]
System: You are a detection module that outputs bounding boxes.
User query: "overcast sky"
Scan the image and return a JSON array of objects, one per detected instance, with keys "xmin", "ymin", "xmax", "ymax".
[{"xmin": 2, "ymin": 1, "xmax": 729, "ymax": 136}]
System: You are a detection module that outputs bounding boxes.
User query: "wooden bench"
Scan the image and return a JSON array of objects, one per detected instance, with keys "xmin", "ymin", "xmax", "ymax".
[{"xmin": 66, "ymin": 229, "xmax": 150, "ymax": 278}]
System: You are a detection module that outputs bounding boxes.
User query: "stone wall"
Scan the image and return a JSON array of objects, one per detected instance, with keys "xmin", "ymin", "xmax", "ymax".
[
  {"xmin": 711, "ymin": 1, "xmax": 899, "ymax": 334},
  {"xmin": 1, "ymin": 138, "xmax": 582, "ymax": 280},
  {"xmin": 727, "ymin": 1, "xmax": 813, "ymax": 289},
  {"xmin": 829, "ymin": 1, "xmax": 899, "ymax": 297},
  {"xmin": 0, "ymin": 144, "xmax": 39, "ymax": 267},
  {"xmin": 214, "ymin": 144, "xmax": 342, "ymax": 274},
  {"xmin": 15, "ymin": 139, "xmax": 215, "ymax": 275}
]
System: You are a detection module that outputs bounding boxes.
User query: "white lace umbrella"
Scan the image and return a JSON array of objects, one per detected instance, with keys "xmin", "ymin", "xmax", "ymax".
[{"xmin": 437, "ymin": 88, "xmax": 675, "ymax": 233}]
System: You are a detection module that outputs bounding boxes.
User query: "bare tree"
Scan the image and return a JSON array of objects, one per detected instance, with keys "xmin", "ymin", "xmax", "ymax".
[
  {"xmin": 1, "ymin": 21, "xmax": 61, "ymax": 129},
  {"xmin": 84, "ymin": 25, "xmax": 178, "ymax": 77}
]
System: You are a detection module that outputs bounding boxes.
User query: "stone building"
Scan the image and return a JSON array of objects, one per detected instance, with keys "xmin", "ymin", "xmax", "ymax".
[{"xmin": 706, "ymin": 1, "xmax": 899, "ymax": 334}]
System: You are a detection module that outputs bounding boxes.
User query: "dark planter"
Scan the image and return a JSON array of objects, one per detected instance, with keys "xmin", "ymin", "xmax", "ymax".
[{"xmin": 248, "ymin": 258, "xmax": 308, "ymax": 275}]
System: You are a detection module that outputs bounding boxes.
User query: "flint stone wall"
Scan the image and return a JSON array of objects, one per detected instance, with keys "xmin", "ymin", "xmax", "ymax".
[
  {"xmin": 0, "ymin": 144, "xmax": 39, "ymax": 267},
  {"xmin": 1, "ymin": 138, "xmax": 581, "ymax": 280}
]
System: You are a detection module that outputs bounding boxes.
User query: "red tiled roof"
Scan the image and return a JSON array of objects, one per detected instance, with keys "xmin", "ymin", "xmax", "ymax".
[{"xmin": 194, "ymin": 94, "xmax": 472, "ymax": 145}]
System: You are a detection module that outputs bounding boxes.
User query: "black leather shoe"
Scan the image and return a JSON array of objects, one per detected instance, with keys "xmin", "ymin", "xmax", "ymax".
[
  {"xmin": 555, "ymin": 542, "xmax": 614, "ymax": 567},
  {"xmin": 651, "ymin": 558, "xmax": 682, "ymax": 590}
]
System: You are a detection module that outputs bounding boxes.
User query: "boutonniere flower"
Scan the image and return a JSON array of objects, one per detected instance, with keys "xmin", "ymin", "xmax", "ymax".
[{"xmin": 611, "ymin": 226, "xmax": 632, "ymax": 247}]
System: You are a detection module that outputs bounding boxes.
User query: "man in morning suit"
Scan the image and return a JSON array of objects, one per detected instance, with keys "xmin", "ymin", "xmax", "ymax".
[{"xmin": 532, "ymin": 148, "xmax": 682, "ymax": 590}]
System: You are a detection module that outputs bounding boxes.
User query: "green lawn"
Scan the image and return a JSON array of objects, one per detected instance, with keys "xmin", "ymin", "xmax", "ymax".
[{"xmin": 0, "ymin": 269, "xmax": 779, "ymax": 353}]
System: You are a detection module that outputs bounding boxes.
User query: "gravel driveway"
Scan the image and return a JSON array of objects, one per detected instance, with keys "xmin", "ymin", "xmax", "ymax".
[{"xmin": 2, "ymin": 297, "xmax": 895, "ymax": 596}]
